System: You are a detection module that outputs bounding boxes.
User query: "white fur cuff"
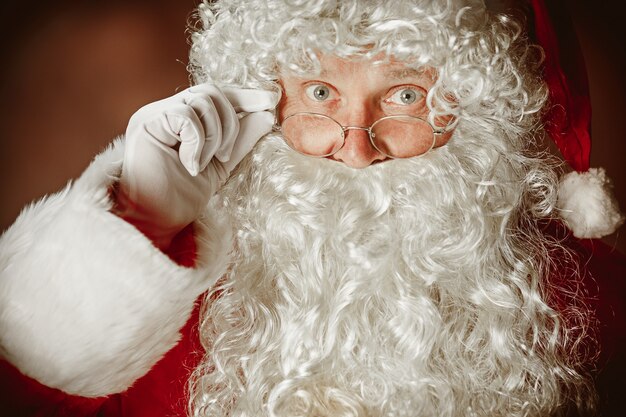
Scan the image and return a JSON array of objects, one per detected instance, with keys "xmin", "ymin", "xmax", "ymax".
[{"xmin": 0, "ymin": 139, "xmax": 232, "ymax": 397}]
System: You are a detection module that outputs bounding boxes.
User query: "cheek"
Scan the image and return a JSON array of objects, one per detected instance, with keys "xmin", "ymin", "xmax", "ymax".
[
  {"xmin": 277, "ymin": 95, "xmax": 305, "ymax": 122},
  {"xmin": 435, "ymin": 129, "xmax": 455, "ymax": 148}
]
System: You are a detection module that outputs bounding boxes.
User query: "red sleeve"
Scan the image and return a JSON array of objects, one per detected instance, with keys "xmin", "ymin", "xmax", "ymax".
[
  {"xmin": 547, "ymin": 220, "xmax": 626, "ymax": 417},
  {"xmin": 577, "ymin": 239, "xmax": 626, "ymax": 417},
  {"xmin": 0, "ymin": 362, "xmax": 108, "ymax": 417},
  {"xmin": 0, "ymin": 225, "xmax": 202, "ymax": 417}
]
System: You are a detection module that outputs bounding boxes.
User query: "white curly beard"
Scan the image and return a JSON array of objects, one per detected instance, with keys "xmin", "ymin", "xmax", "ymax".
[{"xmin": 189, "ymin": 131, "xmax": 593, "ymax": 417}]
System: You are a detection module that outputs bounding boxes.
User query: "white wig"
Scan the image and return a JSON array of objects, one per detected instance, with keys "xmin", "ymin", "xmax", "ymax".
[
  {"xmin": 186, "ymin": 1, "xmax": 597, "ymax": 416},
  {"xmin": 189, "ymin": 0, "xmax": 546, "ymax": 136}
]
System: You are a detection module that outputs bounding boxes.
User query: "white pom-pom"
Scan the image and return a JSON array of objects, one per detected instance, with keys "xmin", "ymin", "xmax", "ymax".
[{"xmin": 557, "ymin": 168, "xmax": 625, "ymax": 239}]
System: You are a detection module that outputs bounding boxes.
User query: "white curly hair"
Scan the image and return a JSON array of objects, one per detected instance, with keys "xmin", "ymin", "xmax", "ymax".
[{"xmin": 186, "ymin": 1, "xmax": 597, "ymax": 416}]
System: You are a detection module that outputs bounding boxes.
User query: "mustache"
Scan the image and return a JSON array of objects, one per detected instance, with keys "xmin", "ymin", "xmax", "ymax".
[
  {"xmin": 219, "ymin": 133, "xmax": 494, "ymax": 298},
  {"xmin": 225, "ymin": 133, "xmax": 456, "ymax": 212}
]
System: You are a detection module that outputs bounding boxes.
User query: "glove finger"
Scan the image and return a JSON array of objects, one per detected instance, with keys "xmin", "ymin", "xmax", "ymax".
[
  {"xmin": 168, "ymin": 105, "xmax": 218, "ymax": 176},
  {"xmin": 191, "ymin": 87, "xmax": 240, "ymax": 165},
  {"xmin": 221, "ymin": 111, "xmax": 274, "ymax": 173},
  {"xmin": 221, "ymin": 87, "xmax": 279, "ymax": 113}
]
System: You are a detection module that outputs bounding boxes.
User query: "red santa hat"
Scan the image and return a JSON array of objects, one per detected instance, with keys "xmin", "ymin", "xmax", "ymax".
[{"xmin": 530, "ymin": 0, "xmax": 624, "ymax": 239}]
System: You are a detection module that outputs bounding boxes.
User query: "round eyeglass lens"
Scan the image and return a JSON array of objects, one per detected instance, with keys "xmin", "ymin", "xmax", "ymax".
[
  {"xmin": 371, "ymin": 115, "xmax": 436, "ymax": 158},
  {"xmin": 281, "ymin": 113, "xmax": 344, "ymax": 157}
]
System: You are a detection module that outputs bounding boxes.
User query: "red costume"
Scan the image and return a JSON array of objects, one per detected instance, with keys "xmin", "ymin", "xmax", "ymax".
[{"xmin": 1, "ymin": 1, "xmax": 624, "ymax": 416}]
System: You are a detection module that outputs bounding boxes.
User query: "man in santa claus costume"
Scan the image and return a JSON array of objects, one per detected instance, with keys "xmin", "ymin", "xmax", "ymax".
[{"xmin": 0, "ymin": 0, "xmax": 624, "ymax": 416}]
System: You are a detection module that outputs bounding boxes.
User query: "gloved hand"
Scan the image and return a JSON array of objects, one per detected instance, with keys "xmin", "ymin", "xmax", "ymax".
[{"xmin": 114, "ymin": 84, "xmax": 278, "ymax": 249}]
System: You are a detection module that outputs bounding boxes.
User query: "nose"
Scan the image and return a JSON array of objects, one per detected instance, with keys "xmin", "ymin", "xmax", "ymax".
[{"xmin": 331, "ymin": 125, "xmax": 387, "ymax": 169}]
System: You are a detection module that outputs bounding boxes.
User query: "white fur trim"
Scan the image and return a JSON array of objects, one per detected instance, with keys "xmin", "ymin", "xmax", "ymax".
[
  {"xmin": 557, "ymin": 168, "xmax": 625, "ymax": 239},
  {"xmin": 0, "ymin": 138, "xmax": 232, "ymax": 397}
]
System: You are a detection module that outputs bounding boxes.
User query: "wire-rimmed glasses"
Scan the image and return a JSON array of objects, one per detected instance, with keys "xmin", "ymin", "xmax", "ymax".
[{"xmin": 275, "ymin": 112, "xmax": 448, "ymax": 159}]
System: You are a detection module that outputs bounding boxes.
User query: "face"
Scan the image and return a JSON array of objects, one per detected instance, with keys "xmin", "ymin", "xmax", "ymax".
[{"xmin": 278, "ymin": 54, "xmax": 454, "ymax": 169}]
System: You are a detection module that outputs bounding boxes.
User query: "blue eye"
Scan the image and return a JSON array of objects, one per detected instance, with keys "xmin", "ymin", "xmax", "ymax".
[
  {"xmin": 389, "ymin": 88, "xmax": 423, "ymax": 105},
  {"xmin": 306, "ymin": 84, "xmax": 331, "ymax": 101}
]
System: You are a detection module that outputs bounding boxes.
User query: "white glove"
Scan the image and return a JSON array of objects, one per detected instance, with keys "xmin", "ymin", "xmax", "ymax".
[{"xmin": 115, "ymin": 84, "xmax": 278, "ymax": 248}]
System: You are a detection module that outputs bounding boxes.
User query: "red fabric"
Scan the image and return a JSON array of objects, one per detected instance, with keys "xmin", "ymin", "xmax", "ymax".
[
  {"xmin": 545, "ymin": 222, "xmax": 626, "ymax": 364},
  {"xmin": 569, "ymin": 237, "xmax": 626, "ymax": 417},
  {"xmin": 166, "ymin": 223, "xmax": 198, "ymax": 268},
  {"xmin": 530, "ymin": 0, "xmax": 592, "ymax": 172}
]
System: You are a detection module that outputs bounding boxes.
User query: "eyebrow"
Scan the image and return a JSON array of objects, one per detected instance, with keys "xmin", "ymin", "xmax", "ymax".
[
  {"xmin": 309, "ymin": 65, "xmax": 431, "ymax": 84},
  {"xmin": 315, "ymin": 67, "xmax": 427, "ymax": 82},
  {"xmin": 384, "ymin": 67, "xmax": 428, "ymax": 81}
]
